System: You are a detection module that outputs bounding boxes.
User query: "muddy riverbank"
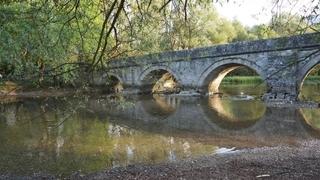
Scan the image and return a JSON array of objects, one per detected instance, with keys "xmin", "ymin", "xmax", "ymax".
[{"xmin": 0, "ymin": 88, "xmax": 107, "ymax": 104}]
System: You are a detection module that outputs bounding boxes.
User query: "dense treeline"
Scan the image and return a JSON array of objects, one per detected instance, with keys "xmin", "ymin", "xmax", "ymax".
[{"xmin": 0, "ymin": 0, "xmax": 319, "ymax": 87}]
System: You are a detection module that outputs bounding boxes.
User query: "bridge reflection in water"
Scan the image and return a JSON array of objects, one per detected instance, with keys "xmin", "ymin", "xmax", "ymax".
[
  {"xmin": 140, "ymin": 95, "xmax": 179, "ymax": 118},
  {"xmin": 87, "ymin": 94, "xmax": 320, "ymax": 140},
  {"xmin": 0, "ymin": 95, "xmax": 320, "ymax": 176},
  {"xmin": 1, "ymin": 95, "xmax": 319, "ymax": 141},
  {"xmin": 205, "ymin": 96, "xmax": 266, "ymax": 129}
]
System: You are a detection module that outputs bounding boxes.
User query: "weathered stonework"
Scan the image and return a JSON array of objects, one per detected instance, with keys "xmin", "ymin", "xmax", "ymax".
[{"xmin": 96, "ymin": 33, "xmax": 320, "ymax": 101}]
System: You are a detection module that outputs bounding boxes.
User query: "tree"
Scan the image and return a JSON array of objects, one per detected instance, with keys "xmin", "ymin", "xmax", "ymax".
[{"xmin": 1, "ymin": 0, "xmax": 319, "ymax": 88}]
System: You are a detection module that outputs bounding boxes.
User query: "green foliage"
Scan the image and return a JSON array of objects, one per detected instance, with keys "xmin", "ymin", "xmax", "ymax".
[
  {"xmin": 270, "ymin": 13, "xmax": 311, "ymax": 36},
  {"xmin": 0, "ymin": 0, "xmax": 316, "ymax": 87},
  {"xmin": 0, "ymin": 1, "xmax": 102, "ymax": 85},
  {"xmin": 304, "ymin": 76, "xmax": 320, "ymax": 84},
  {"xmin": 249, "ymin": 24, "xmax": 278, "ymax": 39}
]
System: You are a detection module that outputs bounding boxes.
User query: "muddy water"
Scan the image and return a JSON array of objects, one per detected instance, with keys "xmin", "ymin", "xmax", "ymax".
[{"xmin": 0, "ymin": 84, "xmax": 320, "ymax": 177}]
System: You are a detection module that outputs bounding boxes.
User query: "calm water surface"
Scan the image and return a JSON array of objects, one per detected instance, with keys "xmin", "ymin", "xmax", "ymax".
[{"xmin": 1, "ymin": 84, "xmax": 320, "ymax": 176}]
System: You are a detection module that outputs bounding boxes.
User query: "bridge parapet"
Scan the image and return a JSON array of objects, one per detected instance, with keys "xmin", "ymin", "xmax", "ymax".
[{"xmin": 108, "ymin": 33, "xmax": 320, "ymax": 68}]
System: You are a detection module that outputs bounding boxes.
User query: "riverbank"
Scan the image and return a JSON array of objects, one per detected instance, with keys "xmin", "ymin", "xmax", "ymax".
[
  {"xmin": 0, "ymin": 81, "xmax": 108, "ymax": 103},
  {"xmin": 0, "ymin": 88, "xmax": 91, "ymax": 104},
  {"xmin": 1, "ymin": 140, "xmax": 320, "ymax": 179}
]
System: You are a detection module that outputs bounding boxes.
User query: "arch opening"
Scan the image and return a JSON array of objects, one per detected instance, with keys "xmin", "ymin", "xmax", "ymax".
[
  {"xmin": 299, "ymin": 64, "xmax": 320, "ymax": 102},
  {"xmin": 106, "ymin": 75, "xmax": 123, "ymax": 93},
  {"xmin": 140, "ymin": 69, "xmax": 180, "ymax": 94},
  {"xmin": 203, "ymin": 64, "xmax": 266, "ymax": 97}
]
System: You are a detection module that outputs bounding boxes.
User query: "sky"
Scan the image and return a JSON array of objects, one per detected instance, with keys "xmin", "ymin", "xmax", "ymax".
[{"xmin": 215, "ymin": 0, "xmax": 316, "ymax": 27}]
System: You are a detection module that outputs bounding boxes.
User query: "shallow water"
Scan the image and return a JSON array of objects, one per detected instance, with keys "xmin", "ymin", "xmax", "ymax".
[{"xmin": 0, "ymin": 84, "xmax": 320, "ymax": 177}]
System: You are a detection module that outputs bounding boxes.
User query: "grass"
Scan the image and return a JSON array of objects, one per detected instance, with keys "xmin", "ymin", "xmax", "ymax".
[
  {"xmin": 304, "ymin": 76, "xmax": 320, "ymax": 84},
  {"xmin": 221, "ymin": 75, "xmax": 320, "ymax": 85},
  {"xmin": 221, "ymin": 76, "xmax": 263, "ymax": 84}
]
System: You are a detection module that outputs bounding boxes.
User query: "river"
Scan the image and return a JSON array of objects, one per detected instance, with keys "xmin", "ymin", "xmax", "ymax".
[{"xmin": 0, "ymin": 84, "xmax": 320, "ymax": 177}]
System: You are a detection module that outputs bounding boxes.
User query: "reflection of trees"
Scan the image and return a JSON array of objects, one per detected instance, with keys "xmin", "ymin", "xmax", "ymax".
[
  {"xmin": 110, "ymin": 128, "xmax": 216, "ymax": 166},
  {"xmin": 0, "ymin": 97, "xmax": 113, "ymax": 175},
  {"xmin": 299, "ymin": 84, "xmax": 320, "ymax": 102},
  {"xmin": 1, "ymin": 103, "xmax": 17, "ymax": 126},
  {"xmin": 0, "ymin": 96, "xmax": 217, "ymax": 176}
]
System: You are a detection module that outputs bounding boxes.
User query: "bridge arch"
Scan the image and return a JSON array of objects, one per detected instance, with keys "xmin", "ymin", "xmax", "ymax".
[
  {"xmin": 92, "ymin": 71, "xmax": 123, "ymax": 85},
  {"xmin": 197, "ymin": 58, "xmax": 267, "ymax": 94},
  {"xmin": 138, "ymin": 65, "xmax": 181, "ymax": 94},
  {"xmin": 91, "ymin": 70, "xmax": 123, "ymax": 92},
  {"xmin": 297, "ymin": 53, "xmax": 320, "ymax": 98},
  {"xmin": 92, "ymin": 72, "xmax": 124, "ymax": 93},
  {"xmin": 107, "ymin": 73, "xmax": 124, "ymax": 93},
  {"xmin": 106, "ymin": 72, "xmax": 123, "ymax": 84}
]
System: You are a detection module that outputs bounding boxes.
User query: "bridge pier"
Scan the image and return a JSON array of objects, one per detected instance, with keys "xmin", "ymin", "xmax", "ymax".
[
  {"xmin": 263, "ymin": 92, "xmax": 296, "ymax": 102},
  {"xmin": 178, "ymin": 90, "xmax": 201, "ymax": 96},
  {"xmin": 121, "ymin": 85, "xmax": 141, "ymax": 94},
  {"xmin": 174, "ymin": 84, "xmax": 201, "ymax": 96},
  {"xmin": 263, "ymin": 79, "xmax": 298, "ymax": 102}
]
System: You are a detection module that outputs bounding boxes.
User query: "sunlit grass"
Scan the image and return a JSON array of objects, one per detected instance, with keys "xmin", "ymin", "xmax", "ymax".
[
  {"xmin": 304, "ymin": 76, "xmax": 320, "ymax": 84},
  {"xmin": 221, "ymin": 76, "xmax": 263, "ymax": 84}
]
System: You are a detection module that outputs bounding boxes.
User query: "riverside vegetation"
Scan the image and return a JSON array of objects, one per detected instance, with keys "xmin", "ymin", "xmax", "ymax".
[{"xmin": 0, "ymin": 0, "xmax": 319, "ymax": 90}]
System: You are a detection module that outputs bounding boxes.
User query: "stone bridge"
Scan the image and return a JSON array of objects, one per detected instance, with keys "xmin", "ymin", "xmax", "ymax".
[{"xmin": 94, "ymin": 33, "xmax": 320, "ymax": 101}]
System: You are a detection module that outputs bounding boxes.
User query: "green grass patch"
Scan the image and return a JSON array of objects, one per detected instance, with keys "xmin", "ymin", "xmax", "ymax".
[
  {"xmin": 304, "ymin": 76, "xmax": 320, "ymax": 84},
  {"xmin": 221, "ymin": 76, "xmax": 263, "ymax": 84}
]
